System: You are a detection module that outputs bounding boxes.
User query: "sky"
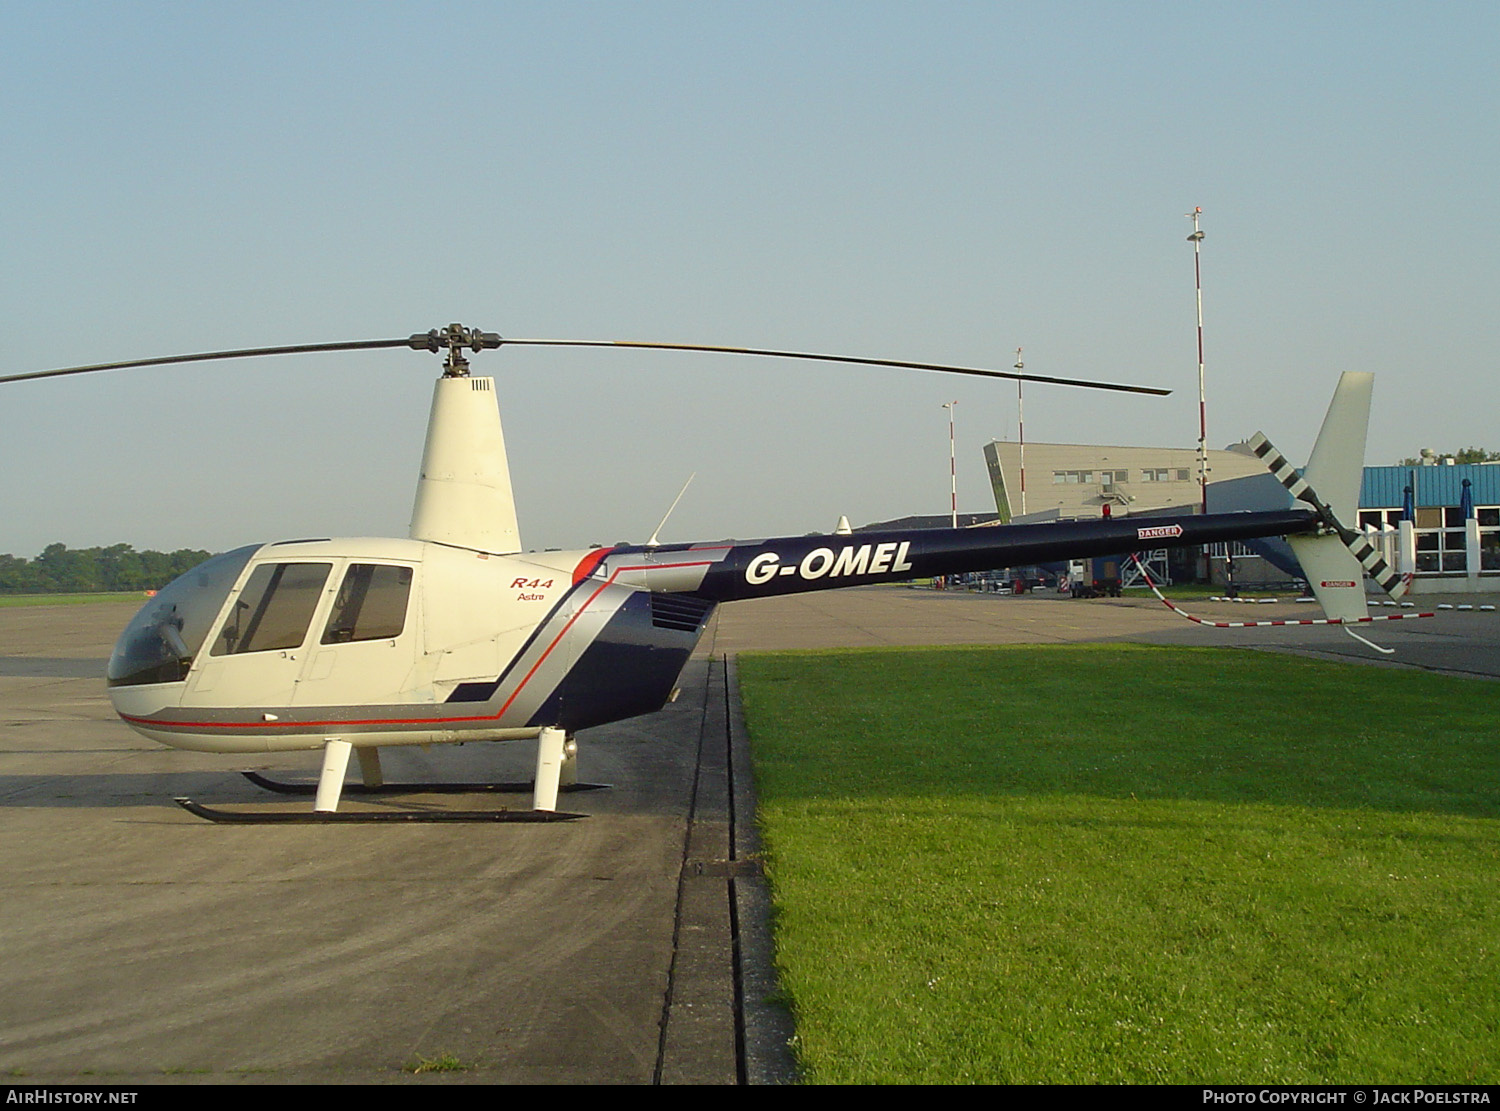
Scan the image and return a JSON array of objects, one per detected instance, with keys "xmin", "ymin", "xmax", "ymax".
[{"xmin": 2, "ymin": 1, "xmax": 1496, "ymax": 558}]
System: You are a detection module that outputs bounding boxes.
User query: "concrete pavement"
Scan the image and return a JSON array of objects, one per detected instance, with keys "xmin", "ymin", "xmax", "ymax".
[{"xmin": 0, "ymin": 600, "xmax": 781, "ymax": 1085}]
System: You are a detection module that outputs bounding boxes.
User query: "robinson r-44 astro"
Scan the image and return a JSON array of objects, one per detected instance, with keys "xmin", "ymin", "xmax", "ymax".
[{"xmin": 1, "ymin": 324, "xmax": 1412, "ymax": 822}]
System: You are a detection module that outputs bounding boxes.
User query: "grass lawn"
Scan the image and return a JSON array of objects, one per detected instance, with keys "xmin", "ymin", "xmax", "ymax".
[
  {"xmin": 739, "ymin": 644, "xmax": 1499, "ymax": 1084},
  {"xmin": 0, "ymin": 592, "xmax": 145, "ymax": 607}
]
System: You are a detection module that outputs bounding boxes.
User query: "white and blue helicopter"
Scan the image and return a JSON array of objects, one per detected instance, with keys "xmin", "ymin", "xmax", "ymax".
[{"xmin": 1, "ymin": 325, "xmax": 1406, "ymax": 821}]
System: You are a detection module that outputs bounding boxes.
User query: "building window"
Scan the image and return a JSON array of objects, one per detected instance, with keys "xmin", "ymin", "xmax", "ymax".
[
  {"xmin": 1415, "ymin": 527, "xmax": 1471, "ymax": 573},
  {"xmin": 1359, "ymin": 504, "xmax": 1499, "ymax": 576},
  {"xmin": 1138, "ymin": 468, "xmax": 1187, "ymax": 483}
]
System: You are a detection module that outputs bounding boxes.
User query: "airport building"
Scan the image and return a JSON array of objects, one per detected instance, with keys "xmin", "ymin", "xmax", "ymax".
[
  {"xmin": 982, "ymin": 439, "xmax": 1500, "ymax": 594},
  {"xmin": 982, "ymin": 441, "xmax": 1266, "ymax": 522},
  {"xmin": 1357, "ymin": 464, "xmax": 1500, "ymax": 589}
]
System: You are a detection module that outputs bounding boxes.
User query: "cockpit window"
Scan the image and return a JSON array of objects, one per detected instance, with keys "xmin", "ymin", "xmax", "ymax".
[
  {"xmin": 321, "ymin": 564, "xmax": 413, "ymax": 644},
  {"xmin": 107, "ymin": 544, "xmax": 260, "ymax": 687},
  {"xmin": 209, "ymin": 562, "xmax": 332, "ymax": 656}
]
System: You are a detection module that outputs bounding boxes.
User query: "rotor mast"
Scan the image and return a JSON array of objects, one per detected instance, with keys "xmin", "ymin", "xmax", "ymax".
[{"xmin": 408, "ymin": 324, "xmax": 522, "ymax": 554}]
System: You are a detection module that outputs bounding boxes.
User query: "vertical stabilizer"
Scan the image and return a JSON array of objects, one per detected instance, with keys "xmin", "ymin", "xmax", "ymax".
[
  {"xmin": 1302, "ymin": 371, "xmax": 1373, "ymax": 528},
  {"xmin": 410, "ymin": 375, "xmax": 522, "ymax": 553}
]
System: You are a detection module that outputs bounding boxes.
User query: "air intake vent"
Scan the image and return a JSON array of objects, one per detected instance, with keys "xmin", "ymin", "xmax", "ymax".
[
  {"xmin": 650, "ymin": 593, "xmax": 714, "ymax": 632},
  {"xmin": 470, "ymin": 378, "xmax": 492, "ymax": 391}
]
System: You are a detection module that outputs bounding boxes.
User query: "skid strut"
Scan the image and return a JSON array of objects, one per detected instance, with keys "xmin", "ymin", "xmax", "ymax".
[{"xmin": 176, "ymin": 729, "xmax": 604, "ymax": 823}]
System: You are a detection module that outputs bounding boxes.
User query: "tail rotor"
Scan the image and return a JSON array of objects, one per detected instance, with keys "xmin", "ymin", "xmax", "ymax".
[{"xmin": 1247, "ymin": 431, "xmax": 1409, "ymax": 602}]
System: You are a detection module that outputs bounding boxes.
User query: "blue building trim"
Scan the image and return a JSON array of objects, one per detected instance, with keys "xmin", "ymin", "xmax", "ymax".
[{"xmin": 1361, "ymin": 465, "xmax": 1500, "ymax": 509}]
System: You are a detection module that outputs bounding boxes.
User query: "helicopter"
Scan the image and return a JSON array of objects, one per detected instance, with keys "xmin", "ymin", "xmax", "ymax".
[{"xmin": 1, "ymin": 324, "xmax": 1410, "ymax": 822}]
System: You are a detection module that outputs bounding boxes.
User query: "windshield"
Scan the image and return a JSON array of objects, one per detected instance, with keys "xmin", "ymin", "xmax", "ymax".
[{"xmin": 106, "ymin": 545, "xmax": 260, "ymax": 687}]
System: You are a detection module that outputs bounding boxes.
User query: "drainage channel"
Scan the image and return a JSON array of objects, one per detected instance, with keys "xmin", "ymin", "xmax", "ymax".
[{"xmin": 655, "ymin": 655, "xmax": 797, "ymax": 1085}]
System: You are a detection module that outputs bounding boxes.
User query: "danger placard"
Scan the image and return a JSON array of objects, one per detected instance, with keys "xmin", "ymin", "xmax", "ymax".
[{"xmin": 1136, "ymin": 524, "xmax": 1184, "ymax": 540}]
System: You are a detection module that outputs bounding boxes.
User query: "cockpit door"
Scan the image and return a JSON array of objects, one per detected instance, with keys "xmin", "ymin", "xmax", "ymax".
[
  {"xmin": 291, "ymin": 562, "xmax": 420, "ymax": 706},
  {"xmin": 181, "ymin": 561, "xmax": 333, "ymax": 708}
]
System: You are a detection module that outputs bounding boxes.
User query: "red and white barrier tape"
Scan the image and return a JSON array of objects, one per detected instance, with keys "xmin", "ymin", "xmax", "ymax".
[{"xmin": 1127, "ymin": 554, "xmax": 1434, "ymax": 630}]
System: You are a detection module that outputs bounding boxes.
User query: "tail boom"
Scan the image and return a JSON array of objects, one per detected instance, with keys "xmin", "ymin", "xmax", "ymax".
[{"xmin": 615, "ymin": 509, "xmax": 1320, "ymax": 603}]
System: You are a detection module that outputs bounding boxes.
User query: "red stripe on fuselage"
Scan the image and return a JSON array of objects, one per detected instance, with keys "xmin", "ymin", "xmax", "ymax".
[{"xmin": 572, "ymin": 547, "xmax": 613, "ymax": 584}]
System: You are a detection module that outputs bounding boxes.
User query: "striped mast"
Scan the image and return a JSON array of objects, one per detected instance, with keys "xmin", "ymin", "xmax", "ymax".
[
  {"xmin": 1015, "ymin": 348, "xmax": 1027, "ymax": 517},
  {"xmin": 1187, "ymin": 207, "xmax": 1208, "ymax": 516},
  {"xmin": 1187, "ymin": 207, "xmax": 1211, "ymax": 581},
  {"xmin": 942, "ymin": 401, "xmax": 958, "ymax": 528}
]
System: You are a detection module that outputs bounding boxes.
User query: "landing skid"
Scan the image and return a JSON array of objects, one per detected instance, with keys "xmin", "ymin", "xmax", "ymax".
[
  {"xmin": 175, "ymin": 797, "xmax": 584, "ymax": 823},
  {"xmin": 240, "ymin": 770, "xmax": 610, "ymax": 796}
]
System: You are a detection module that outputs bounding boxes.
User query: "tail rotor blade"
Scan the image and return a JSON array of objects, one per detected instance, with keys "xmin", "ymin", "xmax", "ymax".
[{"xmin": 1250, "ymin": 431, "xmax": 1408, "ymax": 600}]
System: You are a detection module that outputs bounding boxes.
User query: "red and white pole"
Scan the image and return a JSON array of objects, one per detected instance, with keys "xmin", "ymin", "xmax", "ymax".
[
  {"xmin": 1015, "ymin": 348, "xmax": 1027, "ymax": 517},
  {"xmin": 942, "ymin": 401, "xmax": 958, "ymax": 528},
  {"xmin": 1188, "ymin": 207, "xmax": 1208, "ymax": 516},
  {"xmin": 1188, "ymin": 207, "xmax": 1210, "ymax": 581}
]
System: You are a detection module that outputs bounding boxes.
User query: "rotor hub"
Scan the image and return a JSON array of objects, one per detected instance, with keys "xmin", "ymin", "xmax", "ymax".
[{"xmin": 407, "ymin": 324, "xmax": 502, "ymax": 377}]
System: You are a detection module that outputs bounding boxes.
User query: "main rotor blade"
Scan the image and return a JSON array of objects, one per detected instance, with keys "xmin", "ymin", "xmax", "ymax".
[
  {"xmin": 497, "ymin": 338, "xmax": 1172, "ymax": 395},
  {"xmin": 0, "ymin": 338, "xmax": 416, "ymax": 385},
  {"xmin": 3, "ymin": 327, "xmax": 1172, "ymax": 397}
]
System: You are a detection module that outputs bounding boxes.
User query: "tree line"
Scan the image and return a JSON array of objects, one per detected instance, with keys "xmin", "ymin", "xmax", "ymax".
[
  {"xmin": 0, "ymin": 543, "xmax": 214, "ymax": 595},
  {"xmin": 1396, "ymin": 447, "xmax": 1500, "ymax": 466}
]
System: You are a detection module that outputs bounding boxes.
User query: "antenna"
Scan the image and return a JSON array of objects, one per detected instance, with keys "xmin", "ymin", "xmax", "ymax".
[{"xmin": 646, "ymin": 473, "xmax": 696, "ymax": 548}]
